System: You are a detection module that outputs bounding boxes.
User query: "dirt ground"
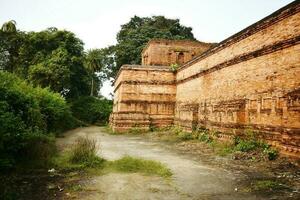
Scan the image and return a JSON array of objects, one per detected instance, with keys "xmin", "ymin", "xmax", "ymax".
[{"xmin": 53, "ymin": 126, "xmax": 299, "ymax": 200}]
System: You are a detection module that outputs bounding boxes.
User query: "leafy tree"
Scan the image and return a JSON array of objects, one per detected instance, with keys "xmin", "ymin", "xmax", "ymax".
[
  {"xmin": 0, "ymin": 20, "xmax": 25, "ymax": 72},
  {"xmin": 85, "ymin": 49, "xmax": 105, "ymax": 96},
  {"xmin": 16, "ymin": 28, "xmax": 90, "ymax": 98},
  {"xmin": 1, "ymin": 20, "xmax": 17, "ymax": 33},
  {"xmin": 103, "ymin": 15, "xmax": 196, "ymax": 79}
]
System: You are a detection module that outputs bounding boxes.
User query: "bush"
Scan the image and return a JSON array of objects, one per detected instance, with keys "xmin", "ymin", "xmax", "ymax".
[
  {"xmin": 0, "ymin": 71, "xmax": 74, "ymax": 169},
  {"xmin": 235, "ymin": 140, "xmax": 259, "ymax": 152},
  {"xmin": 263, "ymin": 147, "xmax": 279, "ymax": 160},
  {"xmin": 70, "ymin": 96, "xmax": 112, "ymax": 125},
  {"xmin": 177, "ymin": 132, "xmax": 193, "ymax": 140},
  {"xmin": 69, "ymin": 137, "xmax": 105, "ymax": 167},
  {"xmin": 198, "ymin": 130, "xmax": 213, "ymax": 143}
]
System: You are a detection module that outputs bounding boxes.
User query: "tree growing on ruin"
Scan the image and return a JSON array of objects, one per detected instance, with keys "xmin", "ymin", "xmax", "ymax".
[{"xmin": 103, "ymin": 15, "xmax": 196, "ymax": 79}]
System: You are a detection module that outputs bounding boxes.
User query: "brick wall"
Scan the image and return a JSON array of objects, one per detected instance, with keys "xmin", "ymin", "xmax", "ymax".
[
  {"xmin": 110, "ymin": 65, "xmax": 176, "ymax": 132},
  {"xmin": 175, "ymin": 2, "xmax": 300, "ymax": 157},
  {"xmin": 142, "ymin": 39, "xmax": 213, "ymax": 66},
  {"xmin": 110, "ymin": 2, "xmax": 300, "ymax": 158}
]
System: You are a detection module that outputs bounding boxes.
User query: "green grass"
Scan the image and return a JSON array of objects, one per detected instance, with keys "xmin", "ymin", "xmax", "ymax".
[
  {"xmin": 150, "ymin": 126, "xmax": 279, "ymax": 160},
  {"xmin": 107, "ymin": 156, "xmax": 172, "ymax": 178},
  {"xmin": 68, "ymin": 136, "xmax": 105, "ymax": 168},
  {"xmin": 252, "ymin": 180, "xmax": 285, "ymax": 191},
  {"xmin": 53, "ymin": 137, "xmax": 172, "ymax": 178}
]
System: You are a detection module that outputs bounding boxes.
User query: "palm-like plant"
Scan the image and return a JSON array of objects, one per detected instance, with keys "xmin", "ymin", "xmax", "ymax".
[
  {"xmin": 85, "ymin": 49, "xmax": 103, "ymax": 96},
  {"xmin": 1, "ymin": 20, "xmax": 17, "ymax": 33}
]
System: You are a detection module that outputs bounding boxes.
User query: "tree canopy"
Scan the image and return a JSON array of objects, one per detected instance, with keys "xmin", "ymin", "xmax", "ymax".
[
  {"xmin": 0, "ymin": 27, "xmax": 91, "ymax": 98},
  {"xmin": 104, "ymin": 15, "xmax": 196, "ymax": 79}
]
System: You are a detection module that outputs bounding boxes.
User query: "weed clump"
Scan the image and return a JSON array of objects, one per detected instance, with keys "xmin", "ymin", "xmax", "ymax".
[
  {"xmin": 69, "ymin": 137, "xmax": 105, "ymax": 167},
  {"xmin": 253, "ymin": 180, "xmax": 285, "ymax": 191}
]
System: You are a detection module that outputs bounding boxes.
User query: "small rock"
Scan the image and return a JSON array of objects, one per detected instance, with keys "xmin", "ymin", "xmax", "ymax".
[{"xmin": 235, "ymin": 187, "xmax": 238, "ymax": 192}]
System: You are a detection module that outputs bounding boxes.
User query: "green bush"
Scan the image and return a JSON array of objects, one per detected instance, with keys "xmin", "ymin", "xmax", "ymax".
[
  {"xmin": 70, "ymin": 96, "xmax": 112, "ymax": 125},
  {"xmin": 0, "ymin": 71, "xmax": 74, "ymax": 169},
  {"xmin": 198, "ymin": 130, "xmax": 213, "ymax": 143},
  {"xmin": 177, "ymin": 132, "xmax": 193, "ymax": 140},
  {"xmin": 235, "ymin": 140, "xmax": 259, "ymax": 152},
  {"xmin": 263, "ymin": 147, "xmax": 279, "ymax": 160}
]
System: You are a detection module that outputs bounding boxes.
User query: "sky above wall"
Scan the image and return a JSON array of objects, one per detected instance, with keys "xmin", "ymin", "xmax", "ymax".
[{"xmin": 0, "ymin": 0, "xmax": 294, "ymax": 98}]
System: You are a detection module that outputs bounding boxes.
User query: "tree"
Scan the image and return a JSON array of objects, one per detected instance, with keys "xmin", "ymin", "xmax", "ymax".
[
  {"xmin": 1, "ymin": 20, "xmax": 17, "ymax": 33},
  {"xmin": 0, "ymin": 20, "xmax": 25, "ymax": 72},
  {"xmin": 17, "ymin": 28, "xmax": 90, "ymax": 98},
  {"xmin": 84, "ymin": 49, "xmax": 105, "ymax": 96},
  {"xmin": 103, "ymin": 15, "xmax": 196, "ymax": 79}
]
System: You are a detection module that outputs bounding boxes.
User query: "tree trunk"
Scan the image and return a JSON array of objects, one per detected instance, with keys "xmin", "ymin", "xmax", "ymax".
[{"xmin": 90, "ymin": 77, "xmax": 94, "ymax": 96}]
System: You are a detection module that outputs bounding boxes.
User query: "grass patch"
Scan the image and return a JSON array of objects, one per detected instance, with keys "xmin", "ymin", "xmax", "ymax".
[
  {"xmin": 150, "ymin": 126, "xmax": 279, "ymax": 160},
  {"xmin": 107, "ymin": 156, "xmax": 172, "ymax": 178},
  {"xmin": 53, "ymin": 137, "xmax": 172, "ymax": 178},
  {"xmin": 252, "ymin": 180, "xmax": 285, "ymax": 191}
]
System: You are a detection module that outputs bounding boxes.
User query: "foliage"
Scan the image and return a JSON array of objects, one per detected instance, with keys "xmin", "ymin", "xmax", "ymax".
[
  {"xmin": 84, "ymin": 49, "xmax": 106, "ymax": 96},
  {"xmin": 0, "ymin": 26, "xmax": 25, "ymax": 72},
  {"xmin": 69, "ymin": 137, "xmax": 105, "ymax": 168},
  {"xmin": 252, "ymin": 180, "xmax": 284, "ymax": 191},
  {"xmin": 234, "ymin": 139, "xmax": 259, "ymax": 152},
  {"xmin": 0, "ymin": 71, "xmax": 74, "ymax": 169},
  {"xmin": 0, "ymin": 24, "xmax": 91, "ymax": 99},
  {"xmin": 109, "ymin": 156, "xmax": 172, "ymax": 177},
  {"xmin": 177, "ymin": 131, "xmax": 193, "ymax": 140},
  {"xmin": 263, "ymin": 146, "xmax": 279, "ymax": 160},
  {"xmin": 198, "ymin": 130, "xmax": 213, "ymax": 143},
  {"xmin": 103, "ymin": 15, "xmax": 196, "ymax": 79},
  {"xmin": 54, "ymin": 139, "xmax": 172, "ymax": 178},
  {"xmin": 170, "ymin": 63, "xmax": 179, "ymax": 72},
  {"xmin": 1, "ymin": 20, "xmax": 17, "ymax": 33},
  {"xmin": 70, "ymin": 96, "xmax": 112, "ymax": 125}
]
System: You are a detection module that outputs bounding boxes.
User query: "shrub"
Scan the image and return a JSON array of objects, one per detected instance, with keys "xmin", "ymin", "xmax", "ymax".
[
  {"xmin": 169, "ymin": 125, "xmax": 184, "ymax": 135},
  {"xmin": 170, "ymin": 63, "xmax": 179, "ymax": 72},
  {"xmin": 128, "ymin": 126, "xmax": 144, "ymax": 134},
  {"xmin": 177, "ymin": 131, "xmax": 193, "ymax": 140},
  {"xmin": 33, "ymin": 87, "xmax": 76, "ymax": 133},
  {"xmin": 235, "ymin": 140, "xmax": 258, "ymax": 152},
  {"xmin": 70, "ymin": 96, "xmax": 112, "ymax": 125},
  {"xmin": 198, "ymin": 130, "xmax": 213, "ymax": 143},
  {"xmin": 263, "ymin": 147, "xmax": 279, "ymax": 160},
  {"xmin": 0, "ymin": 71, "xmax": 74, "ymax": 169},
  {"xmin": 69, "ymin": 137, "xmax": 105, "ymax": 167}
]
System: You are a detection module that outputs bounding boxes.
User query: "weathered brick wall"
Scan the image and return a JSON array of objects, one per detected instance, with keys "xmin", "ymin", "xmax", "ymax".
[
  {"xmin": 175, "ymin": 2, "xmax": 300, "ymax": 157},
  {"xmin": 110, "ymin": 2, "xmax": 300, "ymax": 158},
  {"xmin": 110, "ymin": 65, "xmax": 176, "ymax": 132},
  {"xmin": 142, "ymin": 39, "xmax": 213, "ymax": 66}
]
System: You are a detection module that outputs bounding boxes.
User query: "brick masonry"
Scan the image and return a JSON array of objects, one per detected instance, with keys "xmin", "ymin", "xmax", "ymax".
[{"xmin": 110, "ymin": 1, "xmax": 300, "ymax": 158}]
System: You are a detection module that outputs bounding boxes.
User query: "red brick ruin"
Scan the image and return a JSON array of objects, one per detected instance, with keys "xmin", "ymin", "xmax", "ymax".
[{"xmin": 110, "ymin": 2, "xmax": 300, "ymax": 158}]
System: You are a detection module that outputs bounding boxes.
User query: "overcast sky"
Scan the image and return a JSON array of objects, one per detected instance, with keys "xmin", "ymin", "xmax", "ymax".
[{"xmin": 0, "ymin": 0, "xmax": 294, "ymax": 98}]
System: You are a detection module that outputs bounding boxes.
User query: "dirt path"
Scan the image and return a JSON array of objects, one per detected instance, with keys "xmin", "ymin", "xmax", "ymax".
[{"xmin": 56, "ymin": 126, "xmax": 292, "ymax": 200}]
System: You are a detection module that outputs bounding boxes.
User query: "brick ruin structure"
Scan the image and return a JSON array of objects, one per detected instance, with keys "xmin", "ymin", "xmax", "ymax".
[{"xmin": 110, "ymin": 1, "xmax": 300, "ymax": 158}]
